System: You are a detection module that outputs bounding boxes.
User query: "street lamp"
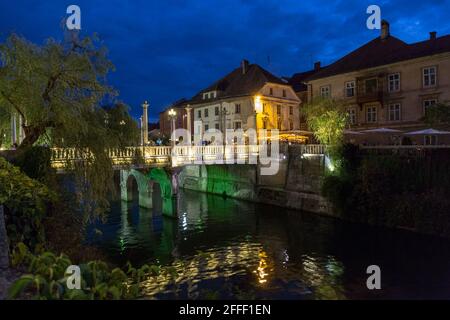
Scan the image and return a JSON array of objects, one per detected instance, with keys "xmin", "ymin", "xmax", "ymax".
[{"xmin": 168, "ymin": 108, "xmax": 177, "ymax": 146}]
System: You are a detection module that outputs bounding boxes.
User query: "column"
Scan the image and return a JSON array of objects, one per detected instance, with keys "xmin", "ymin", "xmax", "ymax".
[
  {"xmin": 18, "ymin": 115, "xmax": 24, "ymax": 144},
  {"xmin": 11, "ymin": 113, "xmax": 17, "ymax": 146},
  {"xmin": 142, "ymin": 101, "xmax": 149, "ymax": 145},
  {"xmin": 185, "ymin": 105, "xmax": 192, "ymax": 144}
]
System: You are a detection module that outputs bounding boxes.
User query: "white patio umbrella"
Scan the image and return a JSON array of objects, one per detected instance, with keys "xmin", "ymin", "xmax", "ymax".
[
  {"xmin": 362, "ymin": 128, "xmax": 403, "ymax": 133},
  {"xmin": 404, "ymin": 128, "xmax": 450, "ymax": 135}
]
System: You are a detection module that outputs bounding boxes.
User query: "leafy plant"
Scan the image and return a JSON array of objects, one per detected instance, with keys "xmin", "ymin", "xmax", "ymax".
[
  {"xmin": 8, "ymin": 243, "xmax": 165, "ymax": 300},
  {"xmin": 0, "ymin": 157, "xmax": 55, "ymax": 249}
]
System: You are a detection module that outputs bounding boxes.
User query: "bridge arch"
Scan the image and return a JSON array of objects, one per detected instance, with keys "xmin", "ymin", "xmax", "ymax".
[{"xmin": 120, "ymin": 168, "xmax": 178, "ymax": 218}]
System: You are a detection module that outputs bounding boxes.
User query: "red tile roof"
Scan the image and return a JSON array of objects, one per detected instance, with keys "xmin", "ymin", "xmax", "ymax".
[{"xmin": 305, "ymin": 34, "xmax": 450, "ymax": 81}]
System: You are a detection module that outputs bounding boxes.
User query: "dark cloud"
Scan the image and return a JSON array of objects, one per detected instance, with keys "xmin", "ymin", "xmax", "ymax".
[{"xmin": 1, "ymin": 0, "xmax": 449, "ymax": 121}]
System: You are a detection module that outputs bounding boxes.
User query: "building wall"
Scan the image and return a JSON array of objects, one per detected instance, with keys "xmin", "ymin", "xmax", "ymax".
[
  {"xmin": 191, "ymin": 83, "xmax": 301, "ymax": 136},
  {"xmin": 306, "ymin": 52, "xmax": 450, "ymax": 130}
]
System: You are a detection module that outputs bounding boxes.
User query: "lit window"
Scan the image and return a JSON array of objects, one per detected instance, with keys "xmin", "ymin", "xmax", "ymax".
[
  {"xmin": 345, "ymin": 81, "xmax": 355, "ymax": 97},
  {"xmin": 320, "ymin": 85, "xmax": 331, "ymax": 98},
  {"xmin": 366, "ymin": 106, "xmax": 377, "ymax": 123},
  {"xmin": 423, "ymin": 67, "xmax": 437, "ymax": 87},
  {"xmin": 388, "ymin": 103, "xmax": 401, "ymax": 121},
  {"xmin": 388, "ymin": 73, "xmax": 400, "ymax": 92},
  {"xmin": 348, "ymin": 109, "xmax": 356, "ymax": 125}
]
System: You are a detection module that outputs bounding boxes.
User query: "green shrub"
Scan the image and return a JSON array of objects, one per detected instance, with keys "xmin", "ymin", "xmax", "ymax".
[
  {"xmin": 0, "ymin": 157, "xmax": 55, "ymax": 248},
  {"xmin": 9, "ymin": 243, "xmax": 165, "ymax": 300}
]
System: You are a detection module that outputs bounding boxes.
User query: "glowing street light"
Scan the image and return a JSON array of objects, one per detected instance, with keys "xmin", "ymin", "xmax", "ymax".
[{"xmin": 168, "ymin": 109, "xmax": 177, "ymax": 146}]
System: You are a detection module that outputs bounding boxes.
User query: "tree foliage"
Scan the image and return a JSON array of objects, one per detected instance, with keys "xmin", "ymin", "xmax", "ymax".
[
  {"xmin": 0, "ymin": 33, "xmax": 139, "ymax": 222},
  {"xmin": 301, "ymin": 97, "xmax": 349, "ymax": 147}
]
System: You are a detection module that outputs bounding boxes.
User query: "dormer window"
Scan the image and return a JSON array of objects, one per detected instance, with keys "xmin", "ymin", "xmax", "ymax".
[
  {"xmin": 269, "ymin": 88, "xmax": 273, "ymax": 95},
  {"xmin": 202, "ymin": 91, "xmax": 217, "ymax": 100}
]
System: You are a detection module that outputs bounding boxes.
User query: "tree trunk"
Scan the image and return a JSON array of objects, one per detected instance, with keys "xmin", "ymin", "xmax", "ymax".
[{"xmin": 0, "ymin": 205, "xmax": 9, "ymax": 270}]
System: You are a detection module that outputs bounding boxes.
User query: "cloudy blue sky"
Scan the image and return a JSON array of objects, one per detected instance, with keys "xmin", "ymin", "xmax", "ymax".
[{"xmin": 1, "ymin": 0, "xmax": 449, "ymax": 121}]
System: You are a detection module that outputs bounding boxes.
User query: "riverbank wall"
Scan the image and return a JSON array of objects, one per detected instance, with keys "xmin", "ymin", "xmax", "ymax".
[{"xmin": 178, "ymin": 145, "xmax": 333, "ymax": 216}]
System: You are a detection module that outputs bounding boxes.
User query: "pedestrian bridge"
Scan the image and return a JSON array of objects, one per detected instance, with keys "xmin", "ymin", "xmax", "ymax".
[{"xmin": 50, "ymin": 144, "xmax": 327, "ymax": 170}]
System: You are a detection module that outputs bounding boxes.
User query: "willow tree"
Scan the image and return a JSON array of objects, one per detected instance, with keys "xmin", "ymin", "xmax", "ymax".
[{"xmin": 0, "ymin": 34, "xmax": 139, "ymax": 223}]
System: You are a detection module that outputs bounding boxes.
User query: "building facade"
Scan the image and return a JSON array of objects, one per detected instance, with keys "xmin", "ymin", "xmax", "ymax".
[
  {"xmin": 296, "ymin": 21, "xmax": 450, "ymax": 134},
  {"xmin": 189, "ymin": 60, "xmax": 302, "ymax": 142}
]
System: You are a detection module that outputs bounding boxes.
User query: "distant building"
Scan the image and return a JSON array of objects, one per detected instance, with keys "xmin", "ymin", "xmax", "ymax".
[
  {"xmin": 159, "ymin": 98, "xmax": 194, "ymax": 138},
  {"xmin": 294, "ymin": 21, "xmax": 450, "ymax": 136},
  {"xmin": 188, "ymin": 59, "xmax": 302, "ymax": 142}
]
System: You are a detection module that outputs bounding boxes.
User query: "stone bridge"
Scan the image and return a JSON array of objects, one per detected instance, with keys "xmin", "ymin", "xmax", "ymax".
[{"xmin": 49, "ymin": 144, "xmax": 326, "ymax": 219}]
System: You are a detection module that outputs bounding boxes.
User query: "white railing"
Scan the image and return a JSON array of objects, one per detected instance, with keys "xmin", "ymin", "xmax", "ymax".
[
  {"xmin": 300, "ymin": 144, "xmax": 327, "ymax": 155},
  {"xmin": 50, "ymin": 145, "xmax": 263, "ymax": 169}
]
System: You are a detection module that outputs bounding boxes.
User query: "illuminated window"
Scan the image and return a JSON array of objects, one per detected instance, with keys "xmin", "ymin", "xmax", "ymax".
[
  {"xmin": 388, "ymin": 73, "xmax": 400, "ymax": 92},
  {"xmin": 423, "ymin": 66, "xmax": 437, "ymax": 87},
  {"xmin": 388, "ymin": 103, "xmax": 401, "ymax": 121},
  {"xmin": 366, "ymin": 106, "xmax": 377, "ymax": 123},
  {"xmin": 345, "ymin": 81, "xmax": 355, "ymax": 97},
  {"xmin": 320, "ymin": 85, "xmax": 331, "ymax": 98},
  {"xmin": 348, "ymin": 109, "xmax": 356, "ymax": 125}
]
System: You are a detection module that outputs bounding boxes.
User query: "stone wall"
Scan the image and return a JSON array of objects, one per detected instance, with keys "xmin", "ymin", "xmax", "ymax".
[{"xmin": 178, "ymin": 145, "xmax": 334, "ymax": 216}]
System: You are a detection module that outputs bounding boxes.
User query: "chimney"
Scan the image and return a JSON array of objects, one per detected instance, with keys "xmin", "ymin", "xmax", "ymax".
[
  {"xmin": 380, "ymin": 20, "xmax": 390, "ymax": 40},
  {"xmin": 314, "ymin": 61, "xmax": 321, "ymax": 71},
  {"xmin": 430, "ymin": 31, "xmax": 437, "ymax": 40},
  {"xmin": 241, "ymin": 59, "xmax": 249, "ymax": 75}
]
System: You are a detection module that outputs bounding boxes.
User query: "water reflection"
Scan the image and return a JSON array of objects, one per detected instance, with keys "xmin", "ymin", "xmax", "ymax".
[{"xmin": 88, "ymin": 189, "xmax": 450, "ymax": 299}]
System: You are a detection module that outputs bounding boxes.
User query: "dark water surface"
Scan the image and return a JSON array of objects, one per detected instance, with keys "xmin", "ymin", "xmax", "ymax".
[{"xmin": 87, "ymin": 189, "xmax": 450, "ymax": 299}]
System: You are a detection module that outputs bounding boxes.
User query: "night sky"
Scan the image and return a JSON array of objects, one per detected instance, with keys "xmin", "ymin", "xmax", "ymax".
[{"xmin": 1, "ymin": 0, "xmax": 449, "ymax": 121}]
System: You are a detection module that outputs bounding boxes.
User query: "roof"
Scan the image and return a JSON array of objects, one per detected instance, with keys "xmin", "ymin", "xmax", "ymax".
[
  {"xmin": 189, "ymin": 63, "xmax": 287, "ymax": 104},
  {"xmin": 288, "ymin": 68, "xmax": 323, "ymax": 92},
  {"xmin": 305, "ymin": 34, "xmax": 450, "ymax": 81}
]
